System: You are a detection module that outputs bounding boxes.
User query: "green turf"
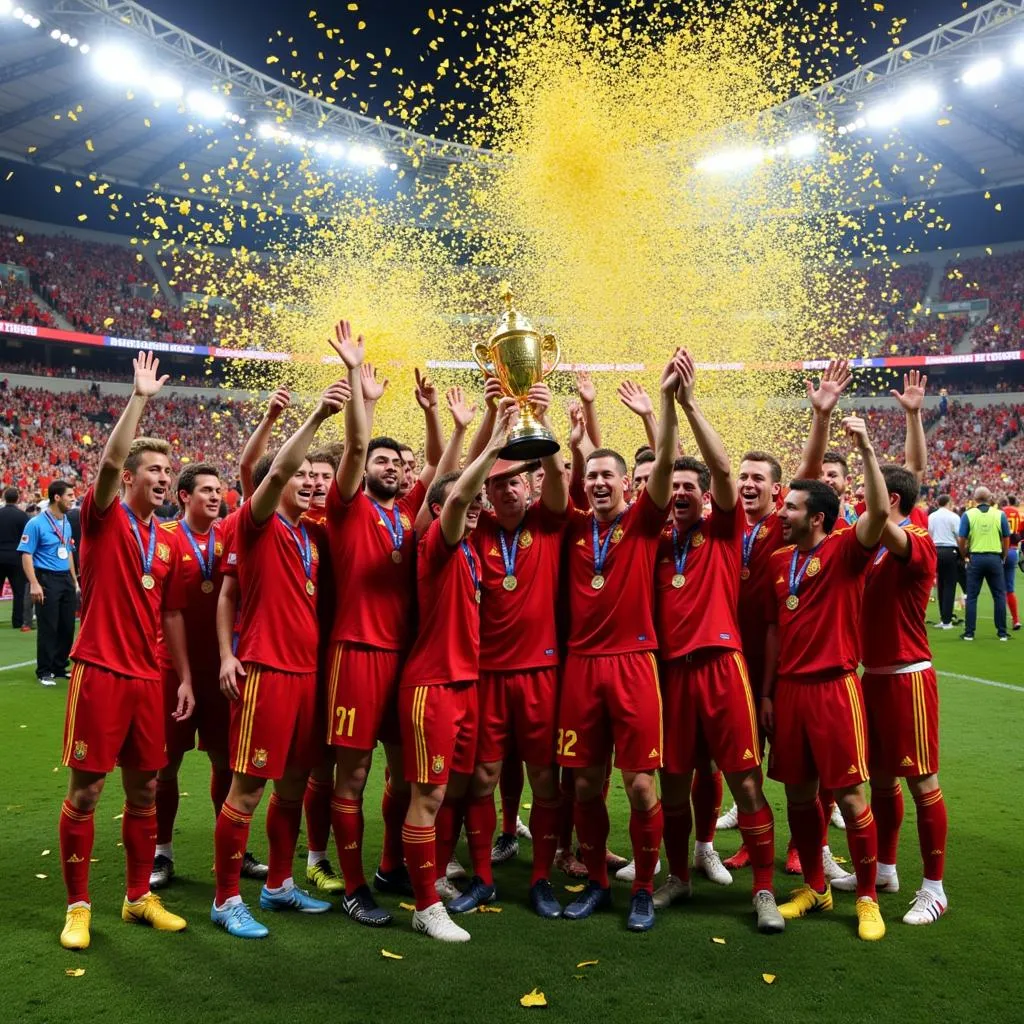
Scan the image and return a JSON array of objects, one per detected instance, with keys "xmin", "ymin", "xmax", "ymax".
[{"xmin": 1, "ymin": 597, "xmax": 1022, "ymax": 1024}]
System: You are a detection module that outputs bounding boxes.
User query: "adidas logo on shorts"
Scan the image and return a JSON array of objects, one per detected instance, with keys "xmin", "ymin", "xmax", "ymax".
[{"xmin": 901, "ymin": 756, "xmax": 913, "ymax": 767}]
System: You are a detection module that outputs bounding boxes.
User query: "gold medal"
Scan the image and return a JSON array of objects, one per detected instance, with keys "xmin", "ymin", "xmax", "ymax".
[
  {"xmin": 740, "ymin": 567, "xmax": 751, "ymax": 580},
  {"xmin": 391, "ymin": 550, "xmax": 403, "ymax": 564},
  {"xmin": 201, "ymin": 579, "xmax": 214, "ymax": 594},
  {"xmin": 671, "ymin": 573, "xmax": 685, "ymax": 589},
  {"xmin": 591, "ymin": 574, "xmax": 606, "ymax": 590},
  {"xmin": 141, "ymin": 573, "xmax": 155, "ymax": 591},
  {"xmin": 502, "ymin": 575, "xmax": 518, "ymax": 592},
  {"xmin": 306, "ymin": 579, "xmax": 316, "ymax": 596},
  {"xmin": 786, "ymin": 594, "xmax": 799, "ymax": 611},
  {"xmin": 475, "ymin": 589, "xmax": 481, "ymax": 604}
]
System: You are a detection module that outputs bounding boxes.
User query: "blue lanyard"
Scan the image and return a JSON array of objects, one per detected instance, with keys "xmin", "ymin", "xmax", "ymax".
[
  {"xmin": 499, "ymin": 526, "xmax": 522, "ymax": 578},
  {"xmin": 789, "ymin": 540, "xmax": 825, "ymax": 597},
  {"xmin": 180, "ymin": 520, "xmax": 216, "ymax": 581},
  {"xmin": 276, "ymin": 513, "xmax": 312, "ymax": 580},
  {"xmin": 44, "ymin": 511, "xmax": 69, "ymax": 547},
  {"xmin": 370, "ymin": 499, "xmax": 404, "ymax": 553},
  {"xmin": 461, "ymin": 541, "xmax": 480, "ymax": 600},
  {"xmin": 874, "ymin": 518, "xmax": 911, "ymax": 565},
  {"xmin": 122, "ymin": 503, "xmax": 156, "ymax": 576},
  {"xmin": 742, "ymin": 512, "xmax": 773, "ymax": 568},
  {"xmin": 672, "ymin": 522, "xmax": 701, "ymax": 575},
  {"xmin": 592, "ymin": 512, "xmax": 625, "ymax": 576}
]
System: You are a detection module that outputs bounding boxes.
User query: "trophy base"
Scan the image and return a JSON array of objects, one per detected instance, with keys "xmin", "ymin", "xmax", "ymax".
[{"xmin": 500, "ymin": 426, "xmax": 560, "ymax": 461}]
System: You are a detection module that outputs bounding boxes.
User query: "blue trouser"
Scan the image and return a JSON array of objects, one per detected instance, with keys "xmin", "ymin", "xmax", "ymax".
[
  {"xmin": 965, "ymin": 552, "xmax": 1008, "ymax": 637},
  {"xmin": 1005, "ymin": 546, "xmax": 1018, "ymax": 594}
]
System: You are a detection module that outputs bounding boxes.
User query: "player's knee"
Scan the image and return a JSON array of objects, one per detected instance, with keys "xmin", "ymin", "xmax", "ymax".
[
  {"xmin": 124, "ymin": 775, "xmax": 158, "ymax": 808},
  {"xmin": 411, "ymin": 783, "xmax": 444, "ymax": 818},
  {"xmin": 625, "ymin": 771, "xmax": 656, "ymax": 809},
  {"xmin": 908, "ymin": 773, "xmax": 939, "ymax": 801},
  {"xmin": 726, "ymin": 771, "xmax": 762, "ymax": 812},
  {"xmin": 472, "ymin": 761, "xmax": 501, "ymax": 796},
  {"xmin": 526, "ymin": 763, "xmax": 557, "ymax": 800},
  {"xmin": 834, "ymin": 785, "xmax": 866, "ymax": 819},
  {"xmin": 574, "ymin": 769, "xmax": 604, "ymax": 803},
  {"xmin": 68, "ymin": 775, "xmax": 105, "ymax": 811}
]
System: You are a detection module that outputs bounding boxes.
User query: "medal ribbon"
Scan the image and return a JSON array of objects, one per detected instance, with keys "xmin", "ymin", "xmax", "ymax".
[
  {"xmin": 672, "ymin": 522, "xmax": 701, "ymax": 576},
  {"xmin": 276, "ymin": 513, "xmax": 312, "ymax": 581},
  {"xmin": 122, "ymin": 502, "xmax": 156, "ymax": 578},
  {"xmin": 742, "ymin": 512, "xmax": 773, "ymax": 569},
  {"xmin": 498, "ymin": 526, "xmax": 522, "ymax": 579},
  {"xmin": 788, "ymin": 540, "xmax": 825, "ymax": 600},
  {"xmin": 873, "ymin": 518, "xmax": 911, "ymax": 566},
  {"xmin": 461, "ymin": 541, "xmax": 480, "ymax": 599},
  {"xmin": 180, "ymin": 520, "xmax": 216, "ymax": 581},
  {"xmin": 44, "ymin": 510, "xmax": 70, "ymax": 550},
  {"xmin": 591, "ymin": 512, "xmax": 625, "ymax": 577},
  {"xmin": 370, "ymin": 499, "xmax": 404, "ymax": 554}
]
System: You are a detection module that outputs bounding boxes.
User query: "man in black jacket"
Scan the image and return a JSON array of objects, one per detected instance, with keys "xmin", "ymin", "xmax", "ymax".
[{"xmin": 0, "ymin": 487, "xmax": 29, "ymax": 628}]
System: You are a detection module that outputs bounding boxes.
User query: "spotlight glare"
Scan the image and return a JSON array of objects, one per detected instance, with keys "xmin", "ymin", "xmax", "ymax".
[
  {"xmin": 92, "ymin": 43, "xmax": 141, "ymax": 83},
  {"xmin": 962, "ymin": 56, "xmax": 1003, "ymax": 87},
  {"xmin": 786, "ymin": 133, "xmax": 818, "ymax": 157},
  {"xmin": 0, "ymin": 0, "xmax": 12, "ymax": 15},
  {"xmin": 150, "ymin": 73, "xmax": 183, "ymax": 100},
  {"xmin": 1013, "ymin": 40, "xmax": 1024, "ymax": 67},
  {"xmin": 257, "ymin": 121, "xmax": 276, "ymax": 138},
  {"xmin": 59, "ymin": 32, "xmax": 70, "ymax": 43},
  {"xmin": 50, "ymin": 27, "xmax": 60, "ymax": 39},
  {"xmin": 695, "ymin": 146, "xmax": 765, "ymax": 174},
  {"xmin": 78, "ymin": 43, "xmax": 90, "ymax": 54},
  {"xmin": 186, "ymin": 89, "xmax": 227, "ymax": 121},
  {"xmin": 902, "ymin": 85, "xmax": 941, "ymax": 116},
  {"xmin": 12, "ymin": 7, "xmax": 23, "ymax": 17},
  {"xmin": 329, "ymin": 142, "xmax": 345, "ymax": 158},
  {"xmin": 69, "ymin": 38, "xmax": 78, "ymax": 47}
]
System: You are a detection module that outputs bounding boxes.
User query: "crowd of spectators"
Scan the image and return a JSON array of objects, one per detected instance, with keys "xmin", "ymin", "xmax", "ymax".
[
  {"xmin": 0, "ymin": 273, "xmax": 55, "ymax": 328},
  {"xmin": 941, "ymin": 250, "xmax": 1024, "ymax": 353}
]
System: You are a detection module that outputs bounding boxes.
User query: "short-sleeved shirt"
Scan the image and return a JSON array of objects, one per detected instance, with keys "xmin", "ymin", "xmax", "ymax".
[
  {"xmin": 565, "ymin": 488, "xmax": 668, "ymax": 656},
  {"xmin": 473, "ymin": 502, "xmax": 567, "ymax": 672},
  {"xmin": 861, "ymin": 523, "xmax": 936, "ymax": 668},
  {"xmin": 656, "ymin": 500, "xmax": 743, "ymax": 660},
  {"xmin": 400, "ymin": 517, "xmax": 481, "ymax": 688},
  {"xmin": 235, "ymin": 502, "xmax": 325, "ymax": 674},
  {"xmin": 326, "ymin": 481, "xmax": 425, "ymax": 652},
  {"xmin": 17, "ymin": 509, "xmax": 74, "ymax": 572},
  {"xmin": 767, "ymin": 527, "xmax": 875, "ymax": 683},
  {"xmin": 71, "ymin": 489, "xmax": 183, "ymax": 681},
  {"xmin": 737, "ymin": 510, "xmax": 784, "ymax": 660},
  {"xmin": 959, "ymin": 505, "xmax": 1010, "ymax": 553}
]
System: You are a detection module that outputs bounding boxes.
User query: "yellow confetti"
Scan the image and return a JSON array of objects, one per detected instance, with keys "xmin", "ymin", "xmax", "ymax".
[
  {"xmin": 65, "ymin": 969, "xmax": 86, "ymax": 978},
  {"xmin": 521, "ymin": 803, "xmax": 532, "ymax": 810},
  {"xmin": 564, "ymin": 884, "xmax": 586, "ymax": 893},
  {"xmin": 399, "ymin": 902, "xmax": 416, "ymax": 911},
  {"xmin": 576, "ymin": 960, "xmax": 599, "ymax": 968},
  {"xmin": 520, "ymin": 988, "xmax": 547, "ymax": 1009},
  {"xmin": 712, "ymin": 937, "xmax": 727, "ymax": 945},
  {"xmin": 380, "ymin": 949, "xmax": 404, "ymax": 960},
  {"xmin": 26, "ymin": 145, "xmax": 36, "ymax": 154},
  {"xmin": 54, "ymin": 185, "xmax": 61, "ymax": 193},
  {"xmin": 762, "ymin": 973, "xmax": 777, "ymax": 985},
  {"xmin": 103, "ymin": 317, "xmax": 115, "ymax": 328},
  {"xmin": 476, "ymin": 904, "xmax": 503, "ymax": 913},
  {"xmin": 35, "ymin": 873, "xmax": 47, "ymax": 879},
  {"xmin": 85, "ymin": 138, "xmax": 94, "ymax": 152},
  {"xmin": 41, "ymin": 850, "xmax": 50, "ymax": 856},
  {"xmin": 77, "ymin": 215, "xmax": 87, "ymax": 222}
]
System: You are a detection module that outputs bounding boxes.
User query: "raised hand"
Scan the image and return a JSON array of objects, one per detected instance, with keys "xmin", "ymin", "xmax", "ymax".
[
  {"xmin": 527, "ymin": 382, "xmax": 552, "ymax": 420},
  {"xmin": 446, "ymin": 386, "xmax": 478, "ymax": 430},
  {"xmin": 414, "ymin": 367, "xmax": 438, "ymax": 410},
  {"xmin": 575, "ymin": 370, "xmax": 597, "ymax": 403},
  {"xmin": 318, "ymin": 378, "xmax": 352, "ymax": 418},
  {"xmin": 673, "ymin": 349, "xmax": 697, "ymax": 409},
  {"xmin": 484, "ymin": 375, "xmax": 504, "ymax": 409},
  {"xmin": 329, "ymin": 319, "xmax": 365, "ymax": 369},
  {"xmin": 132, "ymin": 350, "xmax": 169, "ymax": 399},
  {"xmin": 806, "ymin": 358, "xmax": 852, "ymax": 414},
  {"xmin": 568, "ymin": 400, "xmax": 586, "ymax": 449},
  {"xmin": 361, "ymin": 362, "xmax": 389, "ymax": 403},
  {"xmin": 266, "ymin": 387, "xmax": 291, "ymax": 421},
  {"xmin": 616, "ymin": 379, "xmax": 653, "ymax": 417},
  {"xmin": 660, "ymin": 347, "xmax": 683, "ymax": 395},
  {"xmin": 842, "ymin": 414, "xmax": 871, "ymax": 449},
  {"xmin": 891, "ymin": 369, "xmax": 927, "ymax": 413},
  {"xmin": 489, "ymin": 396, "xmax": 519, "ymax": 450}
]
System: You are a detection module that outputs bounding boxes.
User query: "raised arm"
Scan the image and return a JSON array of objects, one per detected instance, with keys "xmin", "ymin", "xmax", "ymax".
[
  {"xmin": 360, "ymin": 361, "xmax": 388, "ymax": 436},
  {"xmin": 674, "ymin": 349, "xmax": 736, "ymax": 511},
  {"xmin": 847, "ymin": 415, "xmax": 888, "ymax": 548},
  {"xmin": 439, "ymin": 399, "xmax": 518, "ymax": 545},
  {"xmin": 528, "ymin": 383, "xmax": 568, "ymax": 514},
  {"xmin": 645, "ymin": 353, "xmax": 683, "ymax": 511},
  {"xmin": 617, "ymin": 379, "xmax": 658, "ymax": 453},
  {"xmin": 414, "ymin": 368, "xmax": 444, "ymax": 469},
  {"xmin": 575, "ymin": 370, "xmax": 602, "ymax": 447},
  {"xmin": 893, "ymin": 370, "xmax": 928, "ymax": 483},
  {"xmin": 567, "ymin": 400, "xmax": 593, "ymax": 508},
  {"xmin": 94, "ymin": 351, "xmax": 169, "ymax": 510},
  {"xmin": 415, "ymin": 388, "xmax": 478, "ymax": 533},
  {"xmin": 332, "ymin": 320, "xmax": 368, "ymax": 502},
  {"xmin": 466, "ymin": 376, "xmax": 502, "ymax": 463},
  {"xmin": 795, "ymin": 359, "xmax": 852, "ymax": 480},
  {"xmin": 240, "ymin": 387, "xmax": 290, "ymax": 500}
]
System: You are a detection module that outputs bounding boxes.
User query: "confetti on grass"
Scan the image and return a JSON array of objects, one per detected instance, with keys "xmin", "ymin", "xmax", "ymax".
[{"xmin": 520, "ymin": 988, "xmax": 547, "ymax": 1009}]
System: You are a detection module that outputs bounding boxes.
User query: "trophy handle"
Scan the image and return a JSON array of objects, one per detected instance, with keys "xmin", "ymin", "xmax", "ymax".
[
  {"xmin": 539, "ymin": 334, "xmax": 561, "ymax": 379},
  {"xmin": 472, "ymin": 341, "xmax": 492, "ymax": 377}
]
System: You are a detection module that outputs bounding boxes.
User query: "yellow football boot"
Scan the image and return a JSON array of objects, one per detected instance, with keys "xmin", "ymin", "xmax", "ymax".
[
  {"xmin": 777, "ymin": 884, "xmax": 833, "ymax": 919},
  {"xmin": 306, "ymin": 858, "xmax": 344, "ymax": 893},
  {"xmin": 856, "ymin": 898, "xmax": 886, "ymax": 941},
  {"xmin": 60, "ymin": 906, "xmax": 91, "ymax": 949},
  {"xmin": 122, "ymin": 893, "xmax": 187, "ymax": 932}
]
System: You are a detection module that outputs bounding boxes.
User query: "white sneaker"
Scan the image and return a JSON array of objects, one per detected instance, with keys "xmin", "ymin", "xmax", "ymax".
[
  {"xmin": 445, "ymin": 855, "xmax": 467, "ymax": 881},
  {"xmin": 903, "ymin": 888, "xmax": 947, "ymax": 925},
  {"xmin": 823, "ymin": 848, "xmax": 855, "ymax": 886},
  {"xmin": 830, "ymin": 803, "xmax": 846, "ymax": 830},
  {"xmin": 614, "ymin": 858, "xmax": 662, "ymax": 883},
  {"xmin": 515, "ymin": 815, "xmax": 532, "ymax": 841},
  {"xmin": 877, "ymin": 871, "xmax": 900, "ymax": 894},
  {"xmin": 716, "ymin": 804, "xmax": 739, "ymax": 830},
  {"xmin": 652, "ymin": 874, "xmax": 692, "ymax": 909},
  {"xmin": 412, "ymin": 902, "xmax": 471, "ymax": 942},
  {"xmin": 693, "ymin": 849, "xmax": 733, "ymax": 886},
  {"xmin": 435, "ymin": 877, "xmax": 460, "ymax": 902},
  {"xmin": 931, "ymin": 622, "xmax": 953, "ymax": 630}
]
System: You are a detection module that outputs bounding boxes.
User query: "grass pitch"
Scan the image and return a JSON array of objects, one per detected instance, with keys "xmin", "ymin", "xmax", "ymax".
[{"xmin": 0, "ymin": 597, "xmax": 1021, "ymax": 1024}]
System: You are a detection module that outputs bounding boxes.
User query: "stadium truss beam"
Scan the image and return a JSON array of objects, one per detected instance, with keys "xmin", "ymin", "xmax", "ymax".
[
  {"xmin": 138, "ymin": 131, "xmax": 216, "ymax": 185},
  {"xmin": 0, "ymin": 86, "xmax": 82, "ymax": 136},
  {"xmin": 952, "ymin": 101, "xmax": 1024, "ymax": 158},
  {"xmin": 0, "ymin": 47, "xmax": 73, "ymax": 87},
  {"xmin": 897, "ymin": 127, "xmax": 988, "ymax": 189},
  {"xmin": 31, "ymin": 104, "xmax": 132, "ymax": 164}
]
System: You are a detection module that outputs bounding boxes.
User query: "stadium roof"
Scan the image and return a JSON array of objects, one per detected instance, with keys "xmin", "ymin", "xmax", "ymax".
[{"xmin": 0, "ymin": 0, "xmax": 1020, "ymax": 210}]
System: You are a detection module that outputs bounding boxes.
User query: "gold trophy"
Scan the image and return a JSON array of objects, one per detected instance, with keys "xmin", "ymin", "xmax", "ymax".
[{"xmin": 472, "ymin": 287, "xmax": 561, "ymax": 459}]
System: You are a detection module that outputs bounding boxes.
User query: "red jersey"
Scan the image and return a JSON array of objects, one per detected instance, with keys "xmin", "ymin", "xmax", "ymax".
[
  {"xmin": 1005, "ymin": 506, "xmax": 1022, "ymax": 538},
  {"xmin": 565, "ymin": 488, "xmax": 667, "ymax": 655},
  {"xmin": 767, "ymin": 527, "xmax": 874, "ymax": 683},
  {"xmin": 861, "ymin": 523, "xmax": 935, "ymax": 667},
  {"xmin": 400, "ymin": 517, "xmax": 481, "ymax": 688},
  {"xmin": 473, "ymin": 502, "xmax": 567, "ymax": 671},
  {"xmin": 737, "ymin": 510, "xmax": 784, "ymax": 658},
  {"xmin": 235, "ymin": 502, "xmax": 325, "ymax": 673},
  {"xmin": 220, "ymin": 512, "xmax": 239, "ymax": 579},
  {"xmin": 910, "ymin": 505, "xmax": 929, "ymax": 530},
  {"xmin": 655, "ymin": 500, "xmax": 743, "ymax": 659},
  {"xmin": 303, "ymin": 506, "xmax": 328, "ymax": 527},
  {"xmin": 71, "ymin": 489, "xmax": 182, "ymax": 681},
  {"xmin": 326, "ymin": 482, "xmax": 425, "ymax": 651},
  {"xmin": 156, "ymin": 518, "xmax": 226, "ymax": 679}
]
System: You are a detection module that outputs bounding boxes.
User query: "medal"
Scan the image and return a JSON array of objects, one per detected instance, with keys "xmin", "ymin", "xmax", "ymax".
[
  {"xmin": 201, "ymin": 579, "xmax": 215, "ymax": 594},
  {"xmin": 591, "ymin": 511, "xmax": 625, "ymax": 589},
  {"xmin": 277, "ymin": 513, "xmax": 314, "ymax": 596},
  {"xmin": 671, "ymin": 522, "xmax": 700, "ymax": 592},
  {"xmin": 306, "ymin": 579, "xmax": 316, "ymax": 596},
  {"xmin": 740, "ymin": 567, "xmax": 750, "ymax": 580},
  {"xmin": 45, "ymin": 510, "xmax": 71, "ymax": 562},
  {"xmin": 499, "ymin": 525, "xmax": 523, "ymax": 595},
  {"xmin": 123, "ymin": 503, "xmax": 157, "ymax": 594},
  {"xmin": 502, "ymin": 575, "xmax": 518, "ymax": 591},
  {"xmin": 371, "ymin": 499, "xmax": 405, "ymax": 565},
  {"xmin": 181, "ymin": 519, "xmax": 217, "ymax": 593},
  {"xmin": 461, "ymin": 541, "xmax": 481, "ymax": 605},
  {"xmin": 786, "ymin": 594, "xmax": 799, "ymax": 611},
  {"xmin": 57, "ymin": 546, "xmax": 69, "ymax": 559},
  {"xmin": 742, "ymin": 511, "xmax": 773, "ymax": 582},
  {"xmin": 391, "ymin": 550, "xmax": 403, "ymax": 564},
  {"xmin": 787, "ymin": 540, "xmax": 824, "ymax": 613},
  {"xmin": 672, "ymin": 573, "xmax": 685, "ymax": 589}
]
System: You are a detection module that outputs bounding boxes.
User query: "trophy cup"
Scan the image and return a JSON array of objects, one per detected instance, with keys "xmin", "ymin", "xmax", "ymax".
[{"xmin": 472, "ymin": 287, "xmax": 562, "ymax": 459}]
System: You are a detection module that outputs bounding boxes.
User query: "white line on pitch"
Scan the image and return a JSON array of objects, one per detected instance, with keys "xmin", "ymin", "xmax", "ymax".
[
  {"xmin": 939, "ymin": 671, "xmax": 1024, "ymax": 694},
  {"xmin": 0, "ymin": 660, "xmax": 34, "ymax": 673}
]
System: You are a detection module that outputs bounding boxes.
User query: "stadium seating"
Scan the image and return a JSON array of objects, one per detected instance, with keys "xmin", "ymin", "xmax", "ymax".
[{"xmin": 941, "ymin": 250, "xmax": 1024, "ymax": 353}]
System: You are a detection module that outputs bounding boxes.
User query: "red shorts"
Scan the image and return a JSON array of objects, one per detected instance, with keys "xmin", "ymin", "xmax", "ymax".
[
  {"xmin": 229, "ymin": 665, "xmax": 318, "ymax": 780},
  {"xmin": 399, "ymin": 681, "xmax": 478, "ymax": 786},
  {"xmin": 660, "ymin": 650, "xmax": 761, "ymax": 775},
  {"xmin": 768, "ymin": 673, "xmax": 869, "ymax": 791},
  {"xmin": 163, "ymin": 667, "xmax": 229, "ymax": 758},
  {"xmin": 862, "ymin": 667, "xmax": 939, "ymax": 777},
  {"xmin": 557, "ymin": 651, "xmax": 662, "ymax": 772},
  {"xmin": 325, "ymin": 642, "xmax": 402, "ymax": 750},
  {"xmin": 477, "ymin": 667, "xmax": 558, "ymax": 766},
  {"xmin": 62, "ymin": 661, "xmax": 166, "ymax": 774}
]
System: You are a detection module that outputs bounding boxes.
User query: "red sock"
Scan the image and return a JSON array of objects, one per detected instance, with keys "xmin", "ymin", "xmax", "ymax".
[
  {"xmin": 872, "ymin": 782, "xmax": 904, "ymax": 865},
  {"xmin": 214, "ymin": 802, "xmax": 252, "ymax": 905},
  {"xmin": 574, "ymin": 797, "xmax": 610, "ymax": 888},
  {"xmin": 914, "ymin": 788, "xmax": 947, "ymax": 882},
  {"xmin": 434, "ymin": 799, "xmax": 465, "ymax": 881},
  {"xmin": 266, "ymin": 793, "xmax": 302, "ymax": 889},
  {"xmin": 210, "ymin": 768, "xmax": 232, "ymax": 818},
  {"xmin": 379, "ymin": 781, "xmax": 410, "ymax": 873},
  {"xmin": 846, "ymin": 806, "xmax": 878, "ymax": 899},
  {"xmin": 529, "ymin": 797, "xmax": 561, "ymax": 884},
  {"xmin": 499, "ymin": 759, "xmax": 524, "ymax": 835},
  {"xmin": 303, "ymin": 777, "xmax": 333, "ymax": 854},
  {"xmin": 558, "ymin": 771, "xmax": 575, "ymax": 850},
  {"xmin": 662, "ymin": 802, "xmax": 692, "ymax": 882},
  {"xmin": 738, "ymin": 804, "xmax": 775, "ymax": 894},
  {"xmin": 122, "ymin": 802, "xmax": 157, "ymax": 902},
  {"xmin": 465, "ymin": 795, "xmax": 497, "ymax": 885},
  {"xmin": 787, "ymin": 799, "xmax": 825, "ymax": 892},
  {"xmin": 692, "ymin": 769, "xmax": 722, "ymax": 844},
  {"xmin": 155, "ymin": 778, "xmax": 179, "ymax": 846},
  {"xmin": 629, "ymin": 802, "xmax": 663, "ymax": 894},
  {"xmin": 59, "ymin": 800, "xmax": 94, "ymax": 905},
  {"xmin": 818, "ymin": 787, "xmax": 835, "ymax": 846},
  {"xmin": 402, "ymin": 823, "xmax": 438, "ymax": 911},
  {"xmin": 1008, "ymin": 592, "xmax": 1020, "ymax": 626},
  {"xmin": 331, "ymin": 796, "xmax": 365, "ymax": 894}
]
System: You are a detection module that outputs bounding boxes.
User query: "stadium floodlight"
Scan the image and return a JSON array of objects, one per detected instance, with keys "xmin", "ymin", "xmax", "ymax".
[
  {"xmin": 50, "ymin": 27, "xmax": 60, "ymax": 39},
  {"xmin": 150, "ymin": 73, "xmax": 183, "ymax": 100},
  {"xmin": 186, "ymin": 89, "xmax": 227, "ymax": 121},
  {"xmin": 59, "ymin": 32, "xmax": 70, "ymax": 43},
  {"xmin": 329, "ymin": 142, "xmax": 345, "ymax": 159},
  {"xmin": 348, "ymin": 144, "xmax": 386, "ymax": 167},
  {"xmin": 79, "ymin": 43, "xmax": 90, "ymax": 55},
  {"xmin": 92, "ymin": 42, "xmax": 142, "ymax": 83},
  {"xmin": 962, "ymin": 56, "xmax": 1003, "ymax": 87},
  {"xmin": 68, "ymin": 38, "xmax": 78, "ymax": 48},
  {"xmin": 12, "ymin": 6, "xmax": 23, "ymax": 17},
  {"xmin": 0, "ymin": 1, "xmax": 12, "ymax": 15},
  {"xmin": 1013, "ymin": 40, "xmax": 1024, "ymax": 67},
  {"xmin": 901, "ymin": 84, "xmax": 941, "ymax": 117},
  {"xmin": 256, "ymin": 121, "xmax": 276, "ymax": 138},
  {"xmin": 786, "ymin": 133, "xmax": 818, "ymax": 158},
  {"xmin": 695, "ymin": 147, "xmax": 765, "ymax": 174}
]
